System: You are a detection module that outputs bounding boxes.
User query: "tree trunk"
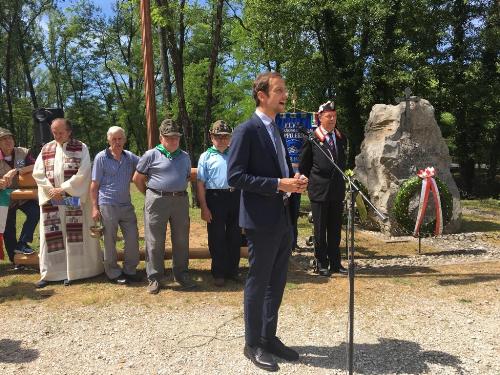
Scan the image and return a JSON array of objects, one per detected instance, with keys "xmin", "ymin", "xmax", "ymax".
[
  {"xmin": 158, "ymin": 0, "xmax": 196, "ymax": 205},
  {"xmin": 451, "ymin": 0, "xmax": 475, "ymax": 195},
  {"xmin": 157, "ymin": 25, "xmax": 173, "ymax": 112},
  {"xmin": 202, "ymin": 0, "xmax": 224, "ymax": 149},
  {"xmin": 17, "ymin": 34, "xmax": 38, "ymax": 109},
  {"xmin": 4, "ymin": 31, "xmax": 15, "ymax": 132}
]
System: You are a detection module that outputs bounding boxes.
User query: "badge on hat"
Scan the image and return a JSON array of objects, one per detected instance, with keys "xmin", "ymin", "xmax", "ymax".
[
  {"xmin": 210, "ymin": 120, "xmax": 232, "ymax": 135},
  {"xmin": 159, "ymin": 119, "xmax": 182, "ymax": 137},
  {"xmin": 318, "ymin": 100, "xmax": 335, "ymax": 114}
]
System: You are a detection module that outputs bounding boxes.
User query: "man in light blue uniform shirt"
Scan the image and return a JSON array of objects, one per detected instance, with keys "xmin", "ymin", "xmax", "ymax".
[
  {"xmin": 197, "ymin": 120, "xmax": 240, "ymax": 287},
  {"xmin": 91, "ymin": 126, "xmax": 140, "ymax": 285},
  {"xmin": 133, "ymin": 119, "xmax": 194, "ymax": 294}
]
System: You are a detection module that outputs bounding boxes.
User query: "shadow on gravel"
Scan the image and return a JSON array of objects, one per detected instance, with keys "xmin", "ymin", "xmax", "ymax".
[
  {"xmin": 356, "ymin": 265, "xmax": 438, "ymax": 276},
  {"xmin": 461, "ymin": 218, "xmax": 500, "ymax": 232},
  {"xmin": 438, "ymin": 274, "xmax": 500, "ymax": 286},
  {"xmin": 422, "ymin": 248, "xmax": 487, "ymax": 256},
  {"xmin": 0, "ymin": 339, "xmax": 39, "ymax": 363},
  {"xmin": 296, "ymin": 338, "xmax": 465, "ymax": 374},
  {"xmin": 0, "ymin": 282, "xmax": 54, "ymax": 303}
]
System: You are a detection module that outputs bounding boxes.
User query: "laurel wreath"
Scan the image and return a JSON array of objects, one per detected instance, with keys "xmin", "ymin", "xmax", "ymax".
[{"xmin": 393, "ymin": 176, "xmax": 453, "ymax": 234}]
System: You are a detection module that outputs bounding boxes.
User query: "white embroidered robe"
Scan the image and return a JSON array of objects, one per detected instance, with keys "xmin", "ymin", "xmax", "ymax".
[{"xmin": 33, "ymin": 140, "xmax": 103, "ymax": 281}]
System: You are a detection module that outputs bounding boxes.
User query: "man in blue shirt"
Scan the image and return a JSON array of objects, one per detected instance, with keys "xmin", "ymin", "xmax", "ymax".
[
  {"xmin": 197, "ymin": 120, "xmax": 240, "ymax": 287},
  {"xmin": 133, "ymin": 119, "xmax": 194, "ymax": 294},
  {"xmin": 91, "ymin": 126, "xmax": 140, "ymax": 285}
]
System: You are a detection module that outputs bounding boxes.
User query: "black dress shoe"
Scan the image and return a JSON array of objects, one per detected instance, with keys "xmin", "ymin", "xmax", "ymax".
[
  {"xmin": 331, "ymin": 265, "xmax": 348, "ymax": 275},
  {"xmin": 244, "ymin": 345, "xmax": 279, "ymax": 372},
  {"xmin": 314, "ymin": 260, "xmax": 330, "ymax": 276},
  {"xmin": 35, "ymin": 280, "xmax": 48, "ymax": 289},
  {"xmin": 110, "ymin": 275, "xmax": 128, "ymax": 285},
  {"xmin": 226, "ymin": 273, "xmax": 243, "ymax": 283},
  {"xmin": 263, "ymin": 337, "xmax": 299, "ymax": 361},
  {"xmin": 124, "ymin": 273, "xmax": 142, "ymax": 282}
]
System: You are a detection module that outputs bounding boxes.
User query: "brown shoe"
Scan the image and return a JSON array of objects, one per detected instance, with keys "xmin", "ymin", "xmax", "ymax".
[
  {"xmin": 214, "ymin": 278, "xmax": 225, "ymax": 287},
  {"xmin": 147, "ymin": 279, "xmax": 160, "ymax": 294}
]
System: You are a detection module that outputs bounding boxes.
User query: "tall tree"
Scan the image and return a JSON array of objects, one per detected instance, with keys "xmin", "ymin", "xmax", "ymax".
[
  {"xmin": 154, "ymin": 0, "xmax": 194, "ymax": 162},
  {"xmin": 202, "ymin": 0, "xmax": 224, "ymax": 148}
]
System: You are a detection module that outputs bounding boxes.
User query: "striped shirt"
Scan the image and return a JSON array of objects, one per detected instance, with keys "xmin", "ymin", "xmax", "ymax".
[{"xmin": 92, "ymin": 148, "xmax": 139, "ymax": 206}]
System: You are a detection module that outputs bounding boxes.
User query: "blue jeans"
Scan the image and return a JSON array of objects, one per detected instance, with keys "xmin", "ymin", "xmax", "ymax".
[{"xmin": 4, "ymin": 200, "xmax": 40, "ymax": 262}]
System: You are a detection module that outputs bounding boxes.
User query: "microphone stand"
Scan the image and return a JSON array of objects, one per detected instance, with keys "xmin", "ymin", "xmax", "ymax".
[{"xmin": 299, "ymin": 128, "xmax": 386, "ymax": 375}]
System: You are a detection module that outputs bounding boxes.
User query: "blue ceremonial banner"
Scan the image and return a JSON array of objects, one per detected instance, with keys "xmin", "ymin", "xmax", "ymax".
[{"xmin": 275, "ymin": 112, "xmax": 314, "ymax": 171}]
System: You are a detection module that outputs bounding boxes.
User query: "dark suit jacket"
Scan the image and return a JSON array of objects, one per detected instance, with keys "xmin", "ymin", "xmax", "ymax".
[
  {"xmin": 227, "ymin": 113, "xmax": 295, "ymax": 230},
  {"xmin": 298, "ymin": 129, "xmax": 347, "ymax": 202}
]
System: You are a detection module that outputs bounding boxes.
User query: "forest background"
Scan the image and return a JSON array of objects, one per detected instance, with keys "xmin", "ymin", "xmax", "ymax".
[{"xmin": 0, "ymin": 0, "xmax": 498, "ymax": 197}]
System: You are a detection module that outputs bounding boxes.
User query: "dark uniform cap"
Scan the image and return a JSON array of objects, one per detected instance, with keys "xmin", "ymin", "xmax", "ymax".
[
  {"xmin": 0, "ymin": 127, "xmax": 14, "ymax": 139},
  {"xmin": 318, "ymin": 100, "xmax": 336, "ymax": 113},
  {"xmin": 159, "ymin": 119, "xmax": 182, "ymax": 136},
  {"xmin": 210, "ymin": 120, "xmax": 232, "ymax": 135}
]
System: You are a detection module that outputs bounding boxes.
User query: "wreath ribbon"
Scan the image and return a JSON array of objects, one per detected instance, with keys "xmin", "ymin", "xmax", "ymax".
[{"xmin": 413, "ymin": 167, "xmax": 443, "ymax": 237}]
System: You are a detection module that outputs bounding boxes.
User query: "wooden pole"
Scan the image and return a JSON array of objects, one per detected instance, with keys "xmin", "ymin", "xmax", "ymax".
[{"xmin": 140, "ymin": 0, "xmax": 159, "ymax": 148}]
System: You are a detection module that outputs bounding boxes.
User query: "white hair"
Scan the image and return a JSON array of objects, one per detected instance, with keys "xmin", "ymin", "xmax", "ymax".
[{"xmin": 107, "ymin": 126, "xmax": 126, "ymax": 138}]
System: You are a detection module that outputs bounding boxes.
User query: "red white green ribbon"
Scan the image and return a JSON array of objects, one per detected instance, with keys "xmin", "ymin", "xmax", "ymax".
[{"xmin": 413, "ymin": 167, "xmax": 443, "ymax": 237}]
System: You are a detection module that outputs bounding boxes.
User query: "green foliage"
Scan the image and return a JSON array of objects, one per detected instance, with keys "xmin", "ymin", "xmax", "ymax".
[{"xmin": 0, "ymin": 0, "xmax": 496, "ymax": 196}]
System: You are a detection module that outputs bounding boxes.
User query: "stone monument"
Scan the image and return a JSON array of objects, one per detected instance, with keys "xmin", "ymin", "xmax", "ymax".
[{"xmin": 354, "ymin": 93, "xmax": 461, "ymax": 234}]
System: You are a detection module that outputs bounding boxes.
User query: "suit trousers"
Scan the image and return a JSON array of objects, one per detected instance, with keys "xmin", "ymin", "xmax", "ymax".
[
  {"xmin": 310, "ymin": 199, "xmax": 344, "ymax": 268},
  {"xmin": 144, "ymin": 190, "xmax": 189, "ymax": 281},
  {"xmin": 244, "ymin": 206, "xmax": 293, "ymax": 346},
  {"xmin": 206, "ymin": 189, "xmax": 240, "ymax": 278},
  {"xmin": 100, "ymin": 204, "xmax": 140, "ymax": 279}
]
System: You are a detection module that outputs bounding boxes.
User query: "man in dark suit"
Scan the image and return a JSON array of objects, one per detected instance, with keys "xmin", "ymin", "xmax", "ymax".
[
  {"xmin": 299, "ymin": 100, "xmax": 348, "ymax": 276},
  {"xmin": 228, "ymin": 72, "xmax": 308, "ymax": 372}
]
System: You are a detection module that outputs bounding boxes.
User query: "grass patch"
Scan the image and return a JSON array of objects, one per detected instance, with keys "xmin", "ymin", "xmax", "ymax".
[
  {"xmin": 461, "ymin": 198, "xmax": 499, "ymax": 210},
  {"xmin": 392, "ymin": 277, "xmax": 413, "ymax": 285}
]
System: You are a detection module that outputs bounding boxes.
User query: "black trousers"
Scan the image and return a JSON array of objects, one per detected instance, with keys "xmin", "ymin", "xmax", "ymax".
[
  {"xmin": 290, "ymin": 193, "xmax": 301, "ymax": 249},
  {"xmin": 310, "ymin": 199, "xmax": 344, "ymax": 269},
  {"xmin": 244, "ymin": 206, "xmax": 293, "ymax": 346},
  {"xmin": 206, "ymin": 190, "xmax": 241, "ymax": 278}
]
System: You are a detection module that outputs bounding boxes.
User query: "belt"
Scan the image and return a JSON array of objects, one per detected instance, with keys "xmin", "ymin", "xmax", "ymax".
[
  {"xmin": 147, "ymin": 188, "xmax": 187, "ymax": 197},
  {"xmin": 207, "ymin": 188, "xmax": 235, "ymax": 193}
]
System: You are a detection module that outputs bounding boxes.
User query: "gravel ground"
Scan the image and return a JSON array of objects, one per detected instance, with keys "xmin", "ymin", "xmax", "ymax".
[{"xmin": 1, "ymin": 231, "xmax": 499, "ymax": 375}]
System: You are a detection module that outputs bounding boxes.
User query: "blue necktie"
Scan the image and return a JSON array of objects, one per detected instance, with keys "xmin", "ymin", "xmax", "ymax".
[
  {"xmin": 272, "ymin": 122, "xmax": 288, "ymax": 178},
  {"xmin": 327, "ymin": 132, "xmax": 337, "ymax": 158}
]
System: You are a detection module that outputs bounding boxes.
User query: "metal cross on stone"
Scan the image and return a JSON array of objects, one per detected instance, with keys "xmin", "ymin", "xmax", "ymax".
[{"xmin": 396, "ymin": 87, "xmax": 420, "ymax": 133}]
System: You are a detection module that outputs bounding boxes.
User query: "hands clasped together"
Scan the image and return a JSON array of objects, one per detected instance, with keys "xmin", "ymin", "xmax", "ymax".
[{"xmin": 278, "ymin": 173, "xmax": 308, "ymax": 194}]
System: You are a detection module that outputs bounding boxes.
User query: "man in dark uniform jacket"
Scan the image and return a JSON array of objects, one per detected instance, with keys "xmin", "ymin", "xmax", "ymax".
[
  {"xmin": 228, "ymin": 72, "xmax": 308, "ymax": 372},
  {"xmin": 299, "ymin": 100, "xmax": 348, "ymax": 276}
]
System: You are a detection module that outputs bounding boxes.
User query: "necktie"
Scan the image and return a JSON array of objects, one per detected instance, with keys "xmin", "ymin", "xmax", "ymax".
[
  {"xmin": 272, "ymin": 122, "xmax": 288, "ymax": 178},
  {"xmin": 327, "ymin": 132, "xmax": 337, "ymax": 158}
]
